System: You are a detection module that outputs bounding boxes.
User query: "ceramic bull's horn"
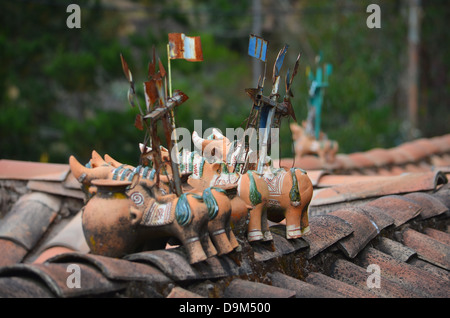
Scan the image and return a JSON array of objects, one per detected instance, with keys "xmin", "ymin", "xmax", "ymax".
[
  {"xmin": 192, "ymin": 131, "xmax": 205, "ymax": 150},
  {"xmin": 212, "ymin": 128, "xmax": 225, "ymax": 139},
  {"xmin": 103, "ymin": 153, "xmax": 123, "ymax": 168},
  {"xmin": 90, "ymin": 150, "xmax": 109, "ymax": 168},
  {"xmin": 69, "ymin": 155, "xmax": 111, "ymax": 184}
]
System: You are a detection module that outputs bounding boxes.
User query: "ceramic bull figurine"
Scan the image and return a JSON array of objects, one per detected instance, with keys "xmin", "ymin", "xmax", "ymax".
[
  {"xmin": 69, "ymin": 154, "xmax": 241, "ymax": 263},
  {"xmin": 139, "ymin": 143, "xmax": 268, "ymax": 242},
  {"xmin": 193, "ymin": 129, "xmax": 314, "ymax": 239},
  {"xmin": 81, "ymin": 178, "xmax": 212, "ymax": 264},
  {"xmin": 290, "ymin": 122, "xmax": 338, "ymax": 164}
]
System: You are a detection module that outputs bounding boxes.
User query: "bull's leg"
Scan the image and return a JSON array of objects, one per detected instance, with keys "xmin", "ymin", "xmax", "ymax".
[
  {"xmin": 247, "ymin": 204, "xmax": 264, "ymax": 242},
  {"xmin": 210, "ymin": 227, "xmax": 233, "ymax": 255},
  {"xmin": 301, "ymin": 202, "xmax": 311, "ymax": 235},
  {"xmin": 201, "ymin": 232, "xmax": 218, "ymax": 257},
  {"xmin": 226, "ymin": 217, "xmax": 240, "ymax": 250},
  {"xmin": 183, "ymin": 235, "xmax": 208, "ymax": 264},
  {"xmin": 285, "ymin": 206, "xmax": 302, "ymax": 239},
  {"xmin": 261, "ymin": 207, "xmax": 273, "ymax": 241},
  {"xmin": 174, "ymin": 219, "xmax": 209, "ymax": 264}
]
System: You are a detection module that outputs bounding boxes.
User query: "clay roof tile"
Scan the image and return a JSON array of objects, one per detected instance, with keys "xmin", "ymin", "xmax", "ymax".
[
  {"xmin": 402, "ymin": 228, "xmax": 450, "ymax": 270},
  {"xmin": 0, "ymin": 192, "xmax": 60, "ymax": 251},
  {"xmin": 346, "ymin": 152, "xmax": 376, "ymax": 169},
  {"xmin": 364, "ymin": 148, "xmax": 395, "ymax": 167},
  {"xmin": 329, "ymin": 208, "xmax": 379, "ymax": 258},
  {"xmin": 0, "ymin": 263, "xmax": 125, "ymax": 297},
  {"xmin": 357, "ymin": 247, "xmax": 449, "ymax": 297},
  {"xmin": 0, "ymin": 239, "xmax": 28, "ymax": 267},
  {"xmin": 269, "ymin": 271, "xmax": 344, "ymax": 298},
  {"xmin": 224, "ymin": 278, "xmax": 296, "ymax": 298},
  {"xmin": 403, "ymin": 192, "xmax": 449, "ymax": 219},
  {"xmin": 301, "ymin": 215, "xmax": 353, "ymax": 259},
  {"xmin": 305, "ymin": 271, "xmax": 378, "ymax": 298},
  {"xmin": 363, "ymin": 195, "xmax": 422, "ymax": 227},
  {"xmin": 330, "ymin": 259, "xmax": 422, "ymax": 298}
]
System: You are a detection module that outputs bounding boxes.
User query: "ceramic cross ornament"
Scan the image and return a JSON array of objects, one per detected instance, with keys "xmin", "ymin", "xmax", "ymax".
[{"xmin": 306, "ymin": 53, "xmax": 332, "ymax": 140}]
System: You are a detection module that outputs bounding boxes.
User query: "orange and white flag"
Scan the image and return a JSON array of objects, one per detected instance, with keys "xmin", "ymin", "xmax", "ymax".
[{"xmin": 168, "ymin": 33, "xmax": 203, "ymax": 62}]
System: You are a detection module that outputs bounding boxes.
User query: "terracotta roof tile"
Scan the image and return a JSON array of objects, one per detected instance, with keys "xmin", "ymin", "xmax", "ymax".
[
  {"xmin": 305, "ymin": 271, "xmax": 378, "ymax": 298},
  {"xmin": 34, "ymin": 210, "xmax": 90, "ymax": 256},
  {"xmin": 32, "ymin": 246, "xmax": 77, "ymax": 264},
  {"xmin": 431, "ymin": 155, "xmax": 450, "ymax": 167},
  {"xmin": 223, "ymin": 278, "xmax": 296, "ymax": 298},
  {"xmin": 433, "ymin": 183, "xmax": 450, "ymax": 207},
  {"xmin": 124, "ymin": 248, "xmax": 251, "ymax": 281},
  {"xmin": 27, "ymin": 180, "xmax": 84, "ymax": 200},
  {"xmin": 388, "ymin": 147, "xmax": 415, "ymax": 165},
  {"xmin": 357, "ymin": 247, "xmax": 449, "ymax": 297},
  {"xmin": 423, "ymin": 228, "xmax": 450, "ymax": 246},
  {"xmin": 0, "ymin": 276, "xmax": 54, "ymax": 298},
  {"xmin": 347, "ymin": 152, "xmax": 376, "ymax": 169},
  {"xmin": 389, "ymin": 165, "xmax": 408, "ymax": 175},
  {"xmin": 357, "ymin": 205, "xmax": 395, "ymax": 232},
  {"xmin": 289, "ymin": 155, "xmax": 324, "ymax": 170},
  {"xmin": 404, "ymin": 192, "xmax": 449, "ymax": 219},
  {"xmin": 268, "ymin": 271, "xmax": 344, "ymax": 298},
  {"xmin": 1, "ymin": 146, "xmax": 449, "ymax": 298},
  {"xmin": 333, "ymin": 154, "xmax": 356, "ymax": 170},
  {"xmin": 429, "ymin": 135, "xmax": 450, "ymax": 153},
  {"xmin": 402, "ymin": 228, "xmax": 450, "ymax": 270},
  {"xmin": 166, "ymin": 286, "xmax": 205, "ymax": 298},
  {"xmin": 0, "ymin": 159, "xmax": 70, "ymax": 181},
  {"xmin": 0, "ymin": 239, "xmax": 28, "ymax": 266},
  {"xmin": 48, "ymin": 252, "xmax": 171, "ymax": 283},
  {"xmin": 363, "ymin": 195, "xmax": 422, "ymax": 227},
  {"xmin": 311, "ymin": 171, "xmax": 447, "ymax": 207},
  {"xmin": 305, "ymin": 170, "xmax": 328, "ymax": 187},
  {"xmin": 364, "ymin": 148, "xmax": 395, "ymax": 167},
  {"xmin": 268, "ymin": 225, "xmax": 309, "ymax": 251},
  {"xmin": 0, "ymin": 192, "xmax": 60, "ymax": 250},
  {"xmin": 301, "ymin": 215, "xmax": 353, "ymax": 259},
  {"xmin": 414, "ymin": 138, "xmax": 442, "ymax": 156},
  {"xmin": 397, "ymin": 142, "xmax": 429, "ymax": 162},
  {"xmin": 0, "ymin": 263, "xmax": 125, "ymax": 297},
  {"xmin": 253, "ymin": 231, "xmax": 307, "ymax": 262},
  {"xmin": 375, "ymin": 237, "xmax": 416, "ymax": 262},
  {"xmin": 316, "ymin": 174, "xmax": 390, "ymax": 188},
  {"xmin": 408, "ymin": 258, "xmax": 450, "ymax": 282},
  {"xmin": 330, "ymin": 259, "xmax": 422, "ymax": 298},
  {"xmin": 329, "ymin": 208, "xmax": 379, "ymax": 258}
]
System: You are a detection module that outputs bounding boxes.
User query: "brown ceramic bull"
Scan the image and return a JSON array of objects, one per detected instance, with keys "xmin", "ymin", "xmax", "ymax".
[
  {"xmin": 193, "ymin": 130, "xmax": 314, "ymax": 239},
  {"xmin": 290, "ymin": 122, "xmax": 338, "ymax": 164},
  {"xmin": 69, "ymin": 154, "xmax": 240, "ymax": 261},
  {"xmin": 81, "ymin": 178, "xmax": 213, "ymax": 264}
]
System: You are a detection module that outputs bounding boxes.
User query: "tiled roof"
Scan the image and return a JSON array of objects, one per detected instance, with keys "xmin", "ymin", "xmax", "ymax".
[
  {"xmin": 0, "ymin": 134, "xmax": 449, "ymax": 298},
  {"xmin": 278, "ymin": 133, "xmax": 450, "ymax": 175}
]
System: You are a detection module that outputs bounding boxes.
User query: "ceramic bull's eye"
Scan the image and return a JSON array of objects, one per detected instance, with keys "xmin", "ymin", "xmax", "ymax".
[{"xmin": 130, "ymin": 192, "xmax": 144, "ymax": 206}]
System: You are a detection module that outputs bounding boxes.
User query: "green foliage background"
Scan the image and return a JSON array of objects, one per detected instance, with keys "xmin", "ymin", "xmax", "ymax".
[{"xmin": 0, "ymin": 0, "xmax": 448, "ymax": 165}]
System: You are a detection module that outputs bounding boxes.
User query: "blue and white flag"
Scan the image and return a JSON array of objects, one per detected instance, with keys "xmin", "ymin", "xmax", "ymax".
[{"xmin": 248, "ymin": 34, "xmax": 268, "ymax": 62}]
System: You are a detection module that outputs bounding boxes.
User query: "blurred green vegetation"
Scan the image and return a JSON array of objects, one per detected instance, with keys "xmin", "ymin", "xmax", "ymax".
[{"xmin": 0, "ymin": 0, "xmax": 448, "ymax": 165}]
